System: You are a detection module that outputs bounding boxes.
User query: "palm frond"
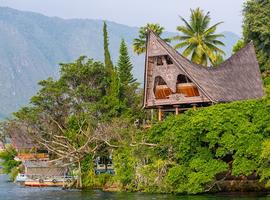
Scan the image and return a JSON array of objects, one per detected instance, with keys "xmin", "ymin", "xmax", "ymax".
[
  {"xmin": 211, "ymin": 40, "xmax": 225, "ymax": 46},
  {"xmin": 205, "ymin": 34, "xmax": 225, "ymax": 41},
  {"xmin": 182, "ymin": 44, "xmax": 196, "ymax": 57},
  {"xmin": 176, "ymin": 26, "xmax": 194, "ymax": 36},
  {"xmin": 195, "ymin": 44, "xmax": 204, "ymax": 58},
  {"xmin": 202, "ymin": 45, "xmax": 216, "ymax": 65},
  {"xmin": 163, "ymin": 38, "xmax": 172, "ymax": 43},
  {"xmin": 174, "ymin": 41, "xmax": 190, "ymax": 49},
  {"xmin": 133, "ymin": 38, "xmax": 146, "ymax": 55},
  {"xmin": 191, "ymin": 50, "xmax": 205, "ymax": 65},
  {"xmin": 187, "ymin": 37, "xmax": 199, "ymax": 44},
  {"xmin": 201, "ymin": 11, "xmax": 210, "ymax": 32},
  {"xmin": 179, "ymin": 15, "xmax": 194, "ymax": 33},
  {"xmin": 171, "ymin": 35, "xmax": 192, "ymax": 41},
  {"xmin": 205, "ymin": 42, "xmax": 225, "ymax": 55},
  {"xmin": 203, "ymin": 22, "xmax": 224, "ymax": 36}
]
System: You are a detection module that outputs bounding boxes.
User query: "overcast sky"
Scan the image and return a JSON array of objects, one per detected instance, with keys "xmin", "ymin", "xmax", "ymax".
[{"xmin": 0, "ymin": 0, "xmax": 245, "ymax": 35}]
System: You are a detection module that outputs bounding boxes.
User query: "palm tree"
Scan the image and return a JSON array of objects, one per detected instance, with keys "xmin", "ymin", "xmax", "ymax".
[
  {"xmin": 173, "ymin": 8, "xmax": 225, "ymax": 66},
  {"xmin": 133, "ymin": 23, "xmax": 170, "ymax": 55}
]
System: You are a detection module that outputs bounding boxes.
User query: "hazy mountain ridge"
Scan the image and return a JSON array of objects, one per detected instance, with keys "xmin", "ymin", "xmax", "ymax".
[{"xmin": 0, "ymin": 7, "xmax": 240, "ymax": 119}]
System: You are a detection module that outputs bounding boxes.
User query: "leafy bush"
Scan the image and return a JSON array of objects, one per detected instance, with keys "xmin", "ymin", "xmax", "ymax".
[
  {"xmin": 113, "ymin": 146, "xmax": 136, "ymax": 187},
  {"xmin": 144, "ymin": 98, "xmax": 270, "ymax": 193},
  {"xmin": 0, "ymin": 145, "xmax": 21, "ymax": 181}
]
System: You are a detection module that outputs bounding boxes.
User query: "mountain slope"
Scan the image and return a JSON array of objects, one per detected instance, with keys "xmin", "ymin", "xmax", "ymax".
[{"xmin": 0, "ymin": 7, "xmax": 240, "ymax": 119}]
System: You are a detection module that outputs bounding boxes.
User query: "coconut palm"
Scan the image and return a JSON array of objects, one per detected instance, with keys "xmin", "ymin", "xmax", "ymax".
[
  {"xmin": 133, "ymin": 23, "xmax": 170, "ymax": 55},
  {"xmin": 173, "ymin": 8, "xmax": 225, "ymax": 66}
]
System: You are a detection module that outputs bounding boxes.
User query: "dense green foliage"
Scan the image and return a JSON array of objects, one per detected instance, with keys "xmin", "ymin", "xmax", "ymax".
[
  {"xmin": 0, "ymin": 145, "xmax": 21, "ymax": 180},
  {"xmin": 232, "ymin": 40, "xmax": 244, "ymax": 54},
  {"xmin": 113, "ymin": 146, "xmax": 136, "ymax": 187},
  {"xmin": 173, "ymin": 8, "xmax": 224, "ymax": 66},
  {"xmin": 108, "ymin": 97, "xmax": 270, "ymax": 194},
  {"xmin": 243, "ymin": 0, "xmax": 270, "ymax": 72}
]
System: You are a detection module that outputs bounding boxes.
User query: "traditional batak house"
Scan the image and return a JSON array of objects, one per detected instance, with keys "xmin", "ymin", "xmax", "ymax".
[
  {"xmin": 8, "ymin": 126, "xmax": 49, "ymax": 161},
  {"xmin": 143, "ymin": 31, "xmax": 264, "ymax": 121}
]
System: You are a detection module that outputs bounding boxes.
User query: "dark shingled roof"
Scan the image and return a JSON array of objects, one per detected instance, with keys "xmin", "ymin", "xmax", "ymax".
[{"xmin": 148, "ymin": 31, "xmax": 264, "ymax": 103}]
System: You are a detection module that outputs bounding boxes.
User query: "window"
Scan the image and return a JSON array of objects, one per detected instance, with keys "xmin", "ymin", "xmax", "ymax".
[
  {"xmin": 176, "ymin": 74, "xmax": 199, "ymax": 97},
  {"xmin": 153, "ymin": 55, "xmax": 173, "ymax": 66},
  {"xmin": 156, "ymin": 56, "xmax": 163, "ymax": 66},
  {"xmin": 154, "ymin": 76, "xmax": 166, "ymax": 85},
  {"xmin": 154, "ymin": 76, "xmax": 172, "ymax": 99},
  {"xmin": 177, "ymin": 74, "xmax": 192, "ymax": 84},
  {"xmin": 164, "ymin": 55, "xmax": 173, "ymax": 65}
]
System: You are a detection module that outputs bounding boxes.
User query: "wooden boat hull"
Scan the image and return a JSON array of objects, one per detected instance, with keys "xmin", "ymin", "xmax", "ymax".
[
  {"xmin": 24, "ymin": 178, "xmax": 74, "ymax": 187},
  {"xmin": 25, "ymin": 180, "xmax": 65, "ymax": 187}
]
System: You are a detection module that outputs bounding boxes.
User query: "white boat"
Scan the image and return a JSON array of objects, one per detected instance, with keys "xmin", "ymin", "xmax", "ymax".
[{"xmin": 15, "ymin": 173, "xmax": 27, "ymax": 184}]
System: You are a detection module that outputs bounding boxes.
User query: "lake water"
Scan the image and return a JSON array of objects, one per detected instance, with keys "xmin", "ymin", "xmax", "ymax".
[{"xmin": 0, "ymin": 174, "xmax": 269, "ymax": 200}]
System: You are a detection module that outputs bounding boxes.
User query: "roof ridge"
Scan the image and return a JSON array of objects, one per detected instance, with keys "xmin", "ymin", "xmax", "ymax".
[
  {"xmin": 212, "ymin": 41, "xmax": 254, "ymax": 70},
  {"xmin": 150, "ymin": 29, "xmax": 255, "ymax": 71}
]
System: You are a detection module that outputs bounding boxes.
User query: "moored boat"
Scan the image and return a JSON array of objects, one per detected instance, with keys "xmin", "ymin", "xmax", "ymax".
[
  {"xmin": 15, "ymin": 161, "xmax": 76, "ymax": 187},
  {"xmin": 24, "ymin": 176, "xmax": 74, "ymax": 187}
]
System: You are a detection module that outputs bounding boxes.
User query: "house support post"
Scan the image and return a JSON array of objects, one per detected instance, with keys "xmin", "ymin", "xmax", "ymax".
[
  {"xmin": 175, "ymin": 106, "xmax": 179, "ymax": 115},
  {"xmin": 158, "ymin": 107, "xmax": 162, "ymax": 121}
]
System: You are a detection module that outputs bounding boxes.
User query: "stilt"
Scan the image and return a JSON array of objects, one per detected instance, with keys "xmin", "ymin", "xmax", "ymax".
[
  {"xmin": 192, "ymin": 104, "xmax": 197, "ymax": 111},
  {"xmin": 158, "ymin": 107, "xmax": 162, "ymax": 121},
  {"xmin": 175, "ymin": 106, "xmax": 179, "ymax": 115}
]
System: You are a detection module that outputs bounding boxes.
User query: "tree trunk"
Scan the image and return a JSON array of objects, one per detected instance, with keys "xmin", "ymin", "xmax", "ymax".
[{"xmin": 77, "ymin": 160, "xmax": 82, "ymax": 188}]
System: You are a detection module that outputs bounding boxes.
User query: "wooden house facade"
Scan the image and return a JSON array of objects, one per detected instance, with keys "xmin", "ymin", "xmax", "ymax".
[{"xmin": 143, "ymin": 31, "xmax": 264, "ymax": 121}]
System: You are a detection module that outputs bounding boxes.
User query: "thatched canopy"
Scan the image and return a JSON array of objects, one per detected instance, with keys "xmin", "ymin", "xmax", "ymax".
[
  {"xmin": 5, "ymin": 121, "xmax": 37, "ymax": 151},
  {"xmin": 23, "ymin": 161, "xmax": 67, "ymax": 177},
  {"xmin": 9, "ymin": 127, "xmax": 36, "ymax": 151},
  {"xmin": 143, "ymin": 31, "xmax": 264, "ymax": 109}
]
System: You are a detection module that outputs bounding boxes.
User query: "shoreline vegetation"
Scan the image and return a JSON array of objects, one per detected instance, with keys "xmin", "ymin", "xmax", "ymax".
[{"xmin": 1, "ymin": 0, "xmax": 270, "ymax": 195}]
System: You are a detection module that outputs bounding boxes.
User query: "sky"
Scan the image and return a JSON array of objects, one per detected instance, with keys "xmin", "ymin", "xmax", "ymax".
[{"xmin": 0, "ymin": 0, "xmax": 245, "ymax": 35}]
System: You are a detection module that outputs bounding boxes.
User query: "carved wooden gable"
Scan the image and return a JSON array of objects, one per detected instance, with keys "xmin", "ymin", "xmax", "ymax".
[{"xmin": 143, "ymin": 32, "xmax": 211, "ymax": 108}]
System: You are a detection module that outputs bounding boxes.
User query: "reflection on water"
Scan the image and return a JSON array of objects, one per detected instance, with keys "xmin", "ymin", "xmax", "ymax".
[{"xmin": 0, "ymin": 175, "xmax": 269, "ymax": 200}]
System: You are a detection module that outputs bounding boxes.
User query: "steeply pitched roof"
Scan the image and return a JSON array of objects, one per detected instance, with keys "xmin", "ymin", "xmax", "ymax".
[
  {"xmin": 145, "ymin": 31, "xmax": 264, "ymax": 104},
  {"xmin": 8, "ymin": 124, "xmax": 36, "ymax": 150}
]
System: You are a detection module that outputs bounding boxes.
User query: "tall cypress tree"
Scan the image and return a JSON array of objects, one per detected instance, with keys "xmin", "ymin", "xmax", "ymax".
[
  {"xmin": 103, "ymin": 21, "xmax": 118, "ymax": 98},
  {"xmin": 102, "ymin": 22, "xmax": 120, "ymax": 119},
  {"xmin": 103, "ymin": 22, "xmax": 114, "ymax": 74}
]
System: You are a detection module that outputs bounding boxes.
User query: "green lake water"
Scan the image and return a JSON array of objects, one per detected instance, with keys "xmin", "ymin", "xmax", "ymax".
[{"xmin": 0, "ymin": 174, "xmax": 269, "ymax": 200}]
